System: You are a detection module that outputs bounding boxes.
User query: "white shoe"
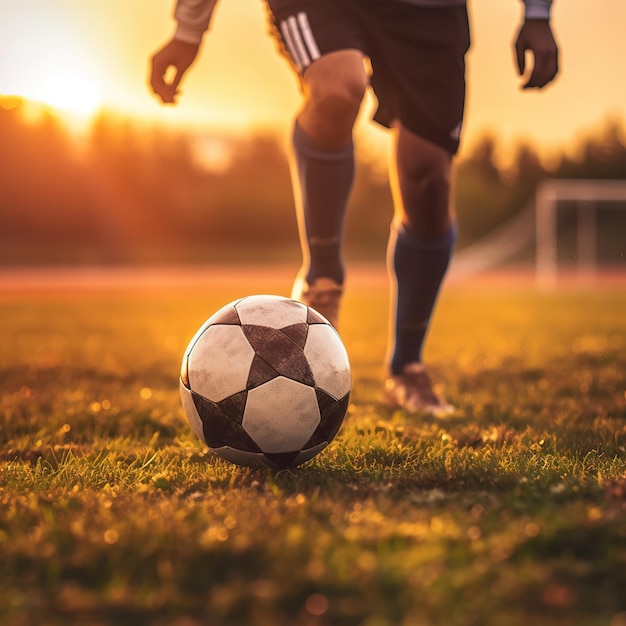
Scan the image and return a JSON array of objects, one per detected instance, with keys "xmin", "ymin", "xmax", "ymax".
[
  {"xmin": 291, "ymin": 275, "xmax": 343, "ymax": 329},
  {"xmin": 382, "ymin": 362, "xmax": 455, "ymax": 417}
]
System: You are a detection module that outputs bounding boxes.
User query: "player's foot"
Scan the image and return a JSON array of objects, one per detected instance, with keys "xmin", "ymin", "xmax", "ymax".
[
  {"xmin": 291, "ymin": 275, "xmax": 343, "ymax": 328},
  {"xmin": 382, "ymin": 362, "xmax": 455, "ymax": 417}
]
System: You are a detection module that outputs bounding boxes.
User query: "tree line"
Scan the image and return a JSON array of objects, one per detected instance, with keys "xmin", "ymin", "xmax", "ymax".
[{"xmin": 1, "ymin": 99, "xmax": 625, "ymax": 265}]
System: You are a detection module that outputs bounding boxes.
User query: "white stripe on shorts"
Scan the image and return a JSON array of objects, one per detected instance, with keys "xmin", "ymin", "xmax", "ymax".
[
  {"xmin": 280, "ymin": 19, "xmax": 302, "ymax": 71},
  {"xmin": 297, "ymin": 12, "xmax": 321, "ymax": 62},
  {"xmin": 280, "ymin": 12, "xmax": 321, "ymax": 71}
]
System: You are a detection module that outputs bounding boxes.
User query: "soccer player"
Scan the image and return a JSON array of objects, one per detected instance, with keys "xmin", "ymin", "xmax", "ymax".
[{"xmin": 149, "ymin": 0, "xmax": 558, "ymax": 415}]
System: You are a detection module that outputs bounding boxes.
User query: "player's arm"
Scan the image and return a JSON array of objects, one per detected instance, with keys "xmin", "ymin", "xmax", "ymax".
[
  {"xmin": 515, "ymin": 0, "xmax": 558, "ymax": 89},
  {"xmin": 149, "ymin": 0, "xmax": 219, "ymax": 104}
]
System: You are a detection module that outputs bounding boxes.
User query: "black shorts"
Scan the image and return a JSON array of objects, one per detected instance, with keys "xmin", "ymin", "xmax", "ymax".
[{"xmin": 264, "ymin": 0, "xmax": 470, "ymax": 154}]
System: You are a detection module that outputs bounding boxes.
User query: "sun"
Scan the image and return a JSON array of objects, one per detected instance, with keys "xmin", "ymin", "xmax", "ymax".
[
  {"xmin": 37, "ymin": 70, "xmax": 102, "ymax": 117},
  {"xmin": 0, "ymin": 7, "xmax": 104, "ymax": 126}
]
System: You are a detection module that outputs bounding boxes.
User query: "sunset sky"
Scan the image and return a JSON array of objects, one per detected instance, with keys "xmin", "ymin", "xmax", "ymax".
[{"xmin": 1, "ymin": 0, "xmax": 625, "ymax": 163}]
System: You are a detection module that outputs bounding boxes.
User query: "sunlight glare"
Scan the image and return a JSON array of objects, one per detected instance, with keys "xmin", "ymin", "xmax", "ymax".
[{"xmin": 39, "ymin": 70, "xmax": 101, "ymax": 117}]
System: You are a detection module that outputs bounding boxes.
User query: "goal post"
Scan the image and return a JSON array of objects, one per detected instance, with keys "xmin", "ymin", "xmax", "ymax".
[{"xmin": 535, "ymin": 179, "xmax": 626, "ymax": 287}]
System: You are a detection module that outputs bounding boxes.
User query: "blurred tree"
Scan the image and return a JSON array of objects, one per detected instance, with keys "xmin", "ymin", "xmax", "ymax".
[
  {"xmin": 556, "ymin": 117, "xmax": 626, "ymax": 180},
  {"xmin": 0, "ymin": 101, "xmax": 96, "ymax": 262},
  {"xmin": 189, "ymin": 134, "xmax": 295, "ymax": 249},
  {"xmin": 454, "ymin": 134, "xmax": 512, "ymax": 247},
  {"xmin": 0, "ymin": 106, "xmax": 624, "ymax": 265}
]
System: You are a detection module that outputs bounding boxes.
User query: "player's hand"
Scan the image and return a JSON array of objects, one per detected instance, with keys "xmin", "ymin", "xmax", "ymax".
[
  {"xmin": 514, "ymin": 19, "xmax": 558, "ymax": 89},
  {"xmin": 149, "ymin": 39, "xmax": 200, "ymax": 104}
]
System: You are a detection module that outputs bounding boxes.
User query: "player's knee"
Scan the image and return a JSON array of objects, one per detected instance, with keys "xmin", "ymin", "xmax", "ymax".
[
  {"xmin": 303, "ymin": 78, "xmax": 367, "ymax": 139},
  {"xmin": 298, "ymin": 50, "xmax": 368, "ymax": 145},
  {"xmin": 422, "ymin": 164, "xmax": 451, "ymax": 199},
  {"xmin": 399, "ymin": 162, "xmax": 452, "ymax": 234},
  {"xmin": 409, "ymin": 160, "xmax": 450, "ymax": 203}
]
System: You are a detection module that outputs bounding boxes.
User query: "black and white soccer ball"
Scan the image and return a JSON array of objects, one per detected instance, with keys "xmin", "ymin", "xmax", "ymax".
[{"xmin": 179, "ymin": 294, "xmax": 351, "ymax": 469}]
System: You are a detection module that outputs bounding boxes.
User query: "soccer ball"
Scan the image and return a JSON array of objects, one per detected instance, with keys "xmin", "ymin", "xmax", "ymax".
[{"xmin": 179, "ymin": 294, "xmax": 351, "ymax": 469}]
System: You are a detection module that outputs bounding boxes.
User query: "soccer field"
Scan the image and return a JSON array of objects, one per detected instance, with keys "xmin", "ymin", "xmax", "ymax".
[{"xmin": 1, "ymin": 266, "xmax": 625, "ymax": 626}]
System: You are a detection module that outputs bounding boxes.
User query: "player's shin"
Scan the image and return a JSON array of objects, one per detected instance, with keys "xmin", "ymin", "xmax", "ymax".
[
  {"xmin": 291, "ymin": 122, "xmax": 354, "ymax": 286},
  {"xmin": 387, "ymin": 223, "xmax": 456, "ymax": 374}
]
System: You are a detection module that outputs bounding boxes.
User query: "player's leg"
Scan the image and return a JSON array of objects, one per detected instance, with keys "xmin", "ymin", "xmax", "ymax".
[
  {"xmin": 383, "ymin": 126, "xmax": 456, "ymax": 415},
  {"xmin": 264, "ymin": 1, "xmax": 369, "ymax": 327},
  {"xmin": 290, "ymin": 50, "xmax": 368, "ymax": 327},
  {"xmin": 365, "ymin": 3, "xmax": 469, "ymax": 414}
]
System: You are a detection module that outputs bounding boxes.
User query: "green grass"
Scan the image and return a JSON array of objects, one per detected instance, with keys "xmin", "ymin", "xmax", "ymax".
[{"xmin": 1, "ymin": 268, "xmax": 625, "ymax": 626}]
